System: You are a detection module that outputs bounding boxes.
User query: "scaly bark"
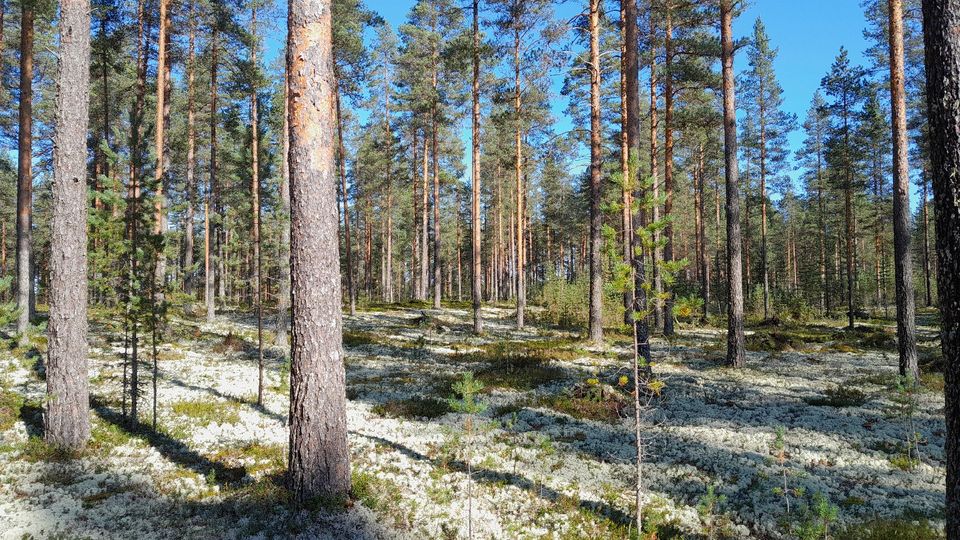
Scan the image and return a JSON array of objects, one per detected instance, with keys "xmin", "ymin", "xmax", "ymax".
[
  {"xmin": 888, "ymin": 0, "xmax": 920, "ymax": 384},
  {"xmin": 15, "ymin": 0, "xmax": 33, "ymax": 341},
  {"xmin": 920, "ymin": 2, "xmax": 960, "ymax": 535},
  {"xmin": 721, "ymin": 0, "xmax": 745, "ymax": 368},
  {"xmin": 46, "ymin": 0, "xmax": 91, "ymax": 450},
  {"xmin": 286, "ymin": 0, "xmax": 351, "ymax": 501}
]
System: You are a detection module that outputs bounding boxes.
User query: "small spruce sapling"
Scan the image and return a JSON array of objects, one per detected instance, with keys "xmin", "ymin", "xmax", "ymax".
[
  {"xmin": 448, "ymin": 372, "xmax": 486, "ymax": 540},
  {"xmin": 697, "ymin": 483, "xmax": 728, "ymax": 539},
  {"xmin": 794, "ymin": 492, "xmax": 839, "ymax": 540}
]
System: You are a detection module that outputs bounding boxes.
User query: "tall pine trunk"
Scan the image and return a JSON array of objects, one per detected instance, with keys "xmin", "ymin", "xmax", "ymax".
[
  {"xmin": 250, "ymin": 5, "xmax": 263, "ymax": 405},
  {"xmin": 335, "ymin": 88, "xmax": 355, "ymax": 315},
  {"xmin": 184, "ymin": 1, "xmax": 196, "ymax": 296},
  {"xmin": 206, "ymin": 25, "xmax": 218, "ymax": 323},
  {"xmin": 274, "ymin": 75, "xmax": 288, "ymax": 353},
  {"xmin": 920, "ymin": 2, "xmax": 960, "ymax": 534},
  {"xmin": 153, "ymin": 0, "xmax": 169, "ymax": 296},
  {"xmin": 471, "ymin": 0, "xmax": 482, "ymax": 333},
  {"xmin": 662, "ymin": 5, "xmax": 675, "ymax": 336},
  {"xmin": 286, "ymin": 0, "xmax": 351, "ymax": 501},
  {"xmin": 47, "ymin": 0, "xmax": 91, "ymax": 450},
  {"xmin": 587, "ymin": 0, "xmax": 603, "ymax": 344},
  {"xmin": 625, "ymin": 0, "xmax": 650, "ymax": 529},
  {"xmin": 721, "ymin": 0, "xmax": 745, "ymax": 368},
  {"xmin": 649, "ymin": 13, "xmax": 662, "ymax": 330},
  {"xmin": 514, "ymin": 27, "xmax": 526, "ymax": 328},
  {"xmin": 432, "ymin": 111, "xmax": 441, "ymax": 310},
  {"xmin": 16, "ymin": 0, "xmax": 33, "ymax": 342}
]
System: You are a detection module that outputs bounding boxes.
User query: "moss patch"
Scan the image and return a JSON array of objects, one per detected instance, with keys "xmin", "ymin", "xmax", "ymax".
[
  {"xmin": 371, "ymin": 397, "xmax": 450, "ymax": 419},
  {"xmin": 170, "ymin": 399, "xmax": 241, "ymax": 425}
]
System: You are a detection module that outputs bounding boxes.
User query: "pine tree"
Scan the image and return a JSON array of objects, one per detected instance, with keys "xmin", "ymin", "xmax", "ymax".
[
  {"xmin": 287, "ymin": 0, "xmax": 351, "ymax": 502},
  {"xmin": 821, "ymin": 48, "xmax": 867, "ymax": 330},
  {"xmin": 720, "ymin": 0, "xmax": 744, "ymax": 368},
  {"xmin": 46, "ymin": 0, "xmax": 91, "ymax": 450},
  {"xmin": 15, "ymin": 0, "xmax": 33, "ymax": 343},
  {"xmin": 798, "ymin": 92, "xmax": 831, "ymax": 315},
  {"xmin": 919, "ymin": 1, "xmax": 960, "ymax": 534},
  {"xmin": 886, "ymin": 0, "xmax": 919, "ymax": 382},
  {"xmin": 741, "ymin": 18, "xmax": 796, "ymax": 320}
]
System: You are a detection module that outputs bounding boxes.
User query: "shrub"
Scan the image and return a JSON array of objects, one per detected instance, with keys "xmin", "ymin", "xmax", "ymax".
[
  {"xmin": 841, "ymin": 518, "xmax": 944, "ymax": 540},
  {"xmin": 0, "ymin": 384, "xmax": 25, "ymax": 432},
  {"xmin": 776, "ymin": 292, "xmax": 816, "ymax": 323},
  {"xmin": 673, "ymin": 294, "xmax": 704, "ymax": 324},
  {"xmin": 536, "ymin": 277, "xmax": 624, "ymax": 330},
  {"xmin": 372, "ymin": 397, "xmax": 450, "ymax": 419},
  {"xmin": 804, "ymin": 384, "xmax": 867, "ymax": 407}
]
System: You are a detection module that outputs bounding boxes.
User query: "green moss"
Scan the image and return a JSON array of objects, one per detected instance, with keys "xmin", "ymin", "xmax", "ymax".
[
  {"xmin": 538, "ymin": 393, "xmax": 626, "ymax": 424},
  {"xmin": 170, "ymin": 399, "xmax": 241, "ymax": 425},
  {"xmin": 19, "ymin": 436, "xmax": 82, "ymax": 463},
  {"xmin": 804, "ymin": 384, "xmax": 867, "ymax": 407},
  {"xmin": 90, "ymin": 419, "xmax": 135, "ymax": 451},
  {"xmin": 351, "ymin": 470, "xmax": 404, "ymax": 520},
  {"xmin": 371, "ymin": 397, "xmax": 450, "ymax": 419},
  {"xmin": 841, "ymin": 518, "xmax": 944, "ymax": 540},
  {"xmin": 453, "ymin": 340, "xmax": 576, "ymax": 391}
]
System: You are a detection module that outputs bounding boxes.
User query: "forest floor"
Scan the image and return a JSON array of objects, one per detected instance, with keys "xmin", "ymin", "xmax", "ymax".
[{"xmin": 0, "ymin": 302, "xmax": 948, "ymax": 539}]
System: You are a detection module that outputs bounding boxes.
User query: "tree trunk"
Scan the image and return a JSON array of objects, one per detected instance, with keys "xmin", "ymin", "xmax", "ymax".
[
  {"xmin": 15, "ymin": 1, "xmax": 33, "ymax": 341},
  {"xmin": 471, "ymin": 0, "xmax": 482, "ymax": 333},
  {"xmin": 662, "ymin": 4, "xmax": 675, "ymax": 336},
  {"xmin": 920, "ymin": 3, "xmax": 960, "ymax": 536},
  {"xmin": 620, "ymin": 4, "xmax": 633, "ymax": 327},
  {"xmin": 46, "ymin": 0, "xmax": 91, "ymax": 450},
  {"xmin": 649, "ymin": 12, "xmax": 663, "ymax": 330},
  {"xmin": 514, "ymin": 27, "xmax": 526, "ymax": 328},
  {"xmin": 421, "ymin": 134, "xmax": 429, "ymax": 302},
  {"xmin": 588, "ymin": 0, "xmax": 603, "ymax": 344},
  {"xmin": 721, "ymin": 0, "xmax": 745, "ymax": 368},
  {"xmin": 250, "ymin": 5, "xmax": 263, "ymax": 405},
  {"xmin": 625, "ymin": 0, "xmax": 650, "ymax": 529},
  {"xmin": 696, "ymin": 143, "xmax": 709, "ymax": 320},
  {"xmin": 286, "ymin": 0, "xmax": 351, "ymax": 502},
  {"xmin": 817, "ymin": 132, "xmax": 828, "ymax": 315},
  {"xmin": 126, "ymin": 0, "xmax": 151, "ymax": 424},
  {"xmin": 153, "ymin": 0, "xmax": 169, "ymax": 297},
  {"xmin": 184, "ymin": 2, "xmax": 196, "ymax": 296},
  {"xmin": 335, "ymin": 88, "xmax": 355, "ymax": 315},
  {"xmin": 383, "ymin": 71, "xmax": 394, "ymax": 304},
  {"xmin": 206, "ymin": 25, "xmax": 218, "ymax": 323},
  {"xmin": 759, "ymin": 98, "xmax": 770, "ymax": 320},
  {"xmin": 411, "ymin": 128, "xmax": 420, "ymax": 301},
  {"xmin": 922, "ymin": 168, "xmax": 933, "ymax": 307},
  {"xmin": 432, "ymin": 110, "xmax": 442, "ymax": 310},
  {"xmin": 276, "ymin": 60, "xmax": 291, "ymax": 351}
]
